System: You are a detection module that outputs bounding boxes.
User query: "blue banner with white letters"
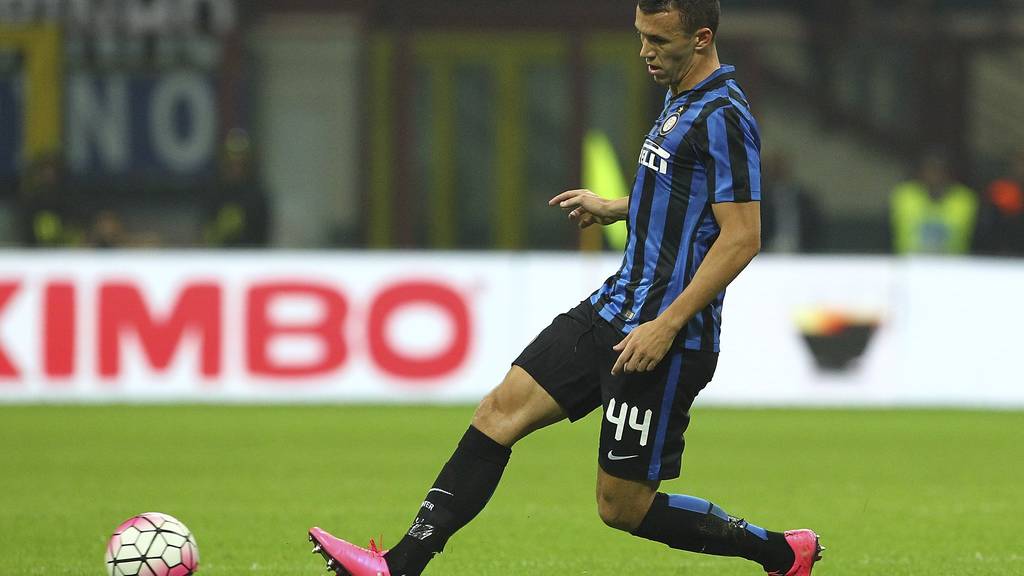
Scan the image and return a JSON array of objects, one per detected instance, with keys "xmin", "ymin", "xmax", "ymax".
[
  {"xmin": 66, "ymin": 72, "xmax": 218, "ymax": 180},
  {"xmin": 0, "ymin": 0, "xmax": 238, "ymax": 186},
  {"xmin": 0, "ymin": 78, "xmax": 21, "ymax": 181}
]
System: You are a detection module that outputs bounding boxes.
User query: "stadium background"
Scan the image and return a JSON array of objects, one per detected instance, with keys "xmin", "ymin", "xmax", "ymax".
[{"xmin": 1, "ymin": 1, "xmax": 1023, "ymax": 575}]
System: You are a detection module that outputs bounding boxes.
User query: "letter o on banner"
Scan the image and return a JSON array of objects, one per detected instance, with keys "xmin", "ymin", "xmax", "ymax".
[
  {"xmin": 369, "ymin": 281, "xmax": 471, "ymax": 380},
  {"xmin": 151, "ymin": 71, "xmax": 216, "ymax": 173}
]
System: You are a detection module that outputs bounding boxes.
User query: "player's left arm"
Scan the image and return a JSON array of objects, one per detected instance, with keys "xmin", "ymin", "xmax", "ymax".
[{"xmin": 611, "ymin": 201, "xmax": 760, "ymax": 374}]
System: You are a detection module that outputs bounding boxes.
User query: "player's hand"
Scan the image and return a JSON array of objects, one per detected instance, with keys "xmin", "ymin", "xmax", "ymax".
[
  {"xmin": 611, "ymin": 319, "xmax": 677, "ymax": 375},
  {"xmin": 549, "ymin": 189, "xmax": 620, "ymax": 229}
]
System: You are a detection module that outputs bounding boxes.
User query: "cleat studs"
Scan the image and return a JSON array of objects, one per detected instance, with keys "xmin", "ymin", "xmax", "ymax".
[
  {"xmin": 312, "ymin": 544, "xmax": 322, "ymax": 554},
  {"xmin": 812, "ymin": 539, "xmax": 824, "ymax": 562}
]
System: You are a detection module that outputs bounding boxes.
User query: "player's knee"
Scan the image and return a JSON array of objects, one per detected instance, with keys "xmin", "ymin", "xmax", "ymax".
[
  {"xmin": 471, "ymin": 389, "xmax": 519, "ymax": 446},
  {"xmin": 473, "ymin": 368, "xmax": 563, "ymax": 447},
  {"xmin": 471, "ymin": 391, "xmax": 502, "ymax": 430},
  {"xmin": 596, "ymin": 491, "xmax": 647, "ymax": 532}
]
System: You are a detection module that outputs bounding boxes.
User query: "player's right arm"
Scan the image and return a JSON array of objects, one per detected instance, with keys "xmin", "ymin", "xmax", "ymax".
[{"xmin": 548, "ymin": 189, "xmax": 629, "ymax": 229}]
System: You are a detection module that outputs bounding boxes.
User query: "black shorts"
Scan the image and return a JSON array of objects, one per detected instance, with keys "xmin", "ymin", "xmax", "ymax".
[{"xmin": 513, "ymin": 300, "xmax": 718, "ymax": 481}]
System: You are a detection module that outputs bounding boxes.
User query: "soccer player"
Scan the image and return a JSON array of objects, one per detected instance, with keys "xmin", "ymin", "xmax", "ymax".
[{"xmin": 310, "ymin": 1, "xmax": 823, "ymax": 575}]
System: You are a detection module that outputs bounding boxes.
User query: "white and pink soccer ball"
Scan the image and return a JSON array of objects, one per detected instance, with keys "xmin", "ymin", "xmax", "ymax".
[{"xmin": 106, "ymin": 512, "xmax": 200, "ymax": 576}]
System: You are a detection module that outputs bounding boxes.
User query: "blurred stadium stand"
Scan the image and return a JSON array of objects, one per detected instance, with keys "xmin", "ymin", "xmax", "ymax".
[{"xmin": 1, "ymin": 0, "xmax": 1022, "ymax": 253}]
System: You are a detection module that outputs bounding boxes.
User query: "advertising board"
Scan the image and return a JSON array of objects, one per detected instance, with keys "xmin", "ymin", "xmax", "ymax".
[{"xmin": 0, "ymin": 252, "xmax": 1021, "ymax": 407}]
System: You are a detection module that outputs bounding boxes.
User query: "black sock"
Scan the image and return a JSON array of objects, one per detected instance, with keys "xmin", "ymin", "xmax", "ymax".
[
  {"xmin": 631, "ymin": 493, "xmax": 795, "ymax": 573},
  {"xmin": 385, "ymin": 426, "xmax": 511, "ymax": 576}
]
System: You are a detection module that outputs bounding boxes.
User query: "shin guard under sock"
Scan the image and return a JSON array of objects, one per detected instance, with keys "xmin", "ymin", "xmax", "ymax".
[
  {"xmin": 631, "ymin": 493, "xmax": 795, "ymax": 573},
  {"xmin": 386, "ymin": 426, "xmax": 511, "ymax": 576}
]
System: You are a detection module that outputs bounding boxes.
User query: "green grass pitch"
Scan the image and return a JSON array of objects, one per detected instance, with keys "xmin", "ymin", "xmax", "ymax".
[{"xmin": 2, "ymin": 406, "xmax": 1022, "ymax": 575}]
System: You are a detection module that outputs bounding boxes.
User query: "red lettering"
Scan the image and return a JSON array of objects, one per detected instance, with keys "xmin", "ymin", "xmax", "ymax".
[
  {"xmin": 0, "ymin": 282, "xmax": 20, "ymax": 379},
  {"xmin": 369, "ymin": 281, "xmax": 471, "ymax": 380},
  {"xmin": 99, "ymin": 283, "xmax": 222, "ymax": 378},
  {"xmin": 247, "ymin": 283, "xmax": 348, "ymax": 377},
  {"xmin": 44, "ymin": 282, "xmax": 76, "ymax": 380}
]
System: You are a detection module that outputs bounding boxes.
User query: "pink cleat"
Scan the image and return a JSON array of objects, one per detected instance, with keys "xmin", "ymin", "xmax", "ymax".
[
  {"xmin": 309, "ymin": 527, "xmax": 391, "ymax": 576},
  {"xmin": 769, "ymin": 529, "xmax": 824, "ymax": 576}
]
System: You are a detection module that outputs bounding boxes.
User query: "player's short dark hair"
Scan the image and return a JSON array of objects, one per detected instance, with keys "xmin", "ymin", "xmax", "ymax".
[{"xmin": 637, "ymin": 0, "xmax": 720, "ymax": 35}]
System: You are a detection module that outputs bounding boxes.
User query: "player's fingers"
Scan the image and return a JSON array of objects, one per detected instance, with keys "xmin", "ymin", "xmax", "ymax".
[
  {"xmin": 571, "ymin": 212, "xmax": 594, "ymax": 229},
  {"xmin": 549, "ymin": 189, "xmax": 582, "ymax": 204},
  {"xmin": 611, "ymin": 346, "xmax": 632, "ymax": 375},
  {"xmin": 549, "ymin": 191, "xmax": 571, "ymax": 205},
  {"xmin": 611, "ymin": 356, "xmax": 624, "ymax": 375},
  {"xmin": 623, "ymin": 357, "xmax": 637, "ymax": 373},
  {"xmin": 627, "ymin": 352, "xmax": 648, "ymax": 373},
  {"xmin": 612, "ymin": 334, "xmax": 631, "ymax": 351},
  {"xmin": 559, "ymin": 196, "xmax": 585, "ymax": 210},
  {"xmin": 549, "ymin": 189, "xmax": 586, "ymax": 206},
  {"xmin": 623, "ymin": 343, "xmax": 646, "ymax": 373}
]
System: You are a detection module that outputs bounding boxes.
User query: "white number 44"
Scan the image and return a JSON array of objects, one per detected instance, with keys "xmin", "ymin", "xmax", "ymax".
[{"xmin": 606, "ymin": 398, "xmax": 653, "ymax": 447}]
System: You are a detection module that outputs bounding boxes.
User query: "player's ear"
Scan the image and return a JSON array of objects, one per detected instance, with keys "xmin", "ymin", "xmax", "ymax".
[{"xmin": 693, "ymin": 27, "xmax": 714, "ymax": 50}]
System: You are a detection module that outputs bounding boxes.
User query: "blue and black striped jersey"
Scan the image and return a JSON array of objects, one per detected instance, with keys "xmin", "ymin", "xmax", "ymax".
[{"xmin": 590, "ymin": 65, "xmax": 761, "ymax": 353}]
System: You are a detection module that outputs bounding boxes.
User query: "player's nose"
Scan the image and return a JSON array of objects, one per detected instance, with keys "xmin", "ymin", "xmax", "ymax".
[{"xmin": 639, "ymin": 40, "xmax": 655, "ymax": 58}]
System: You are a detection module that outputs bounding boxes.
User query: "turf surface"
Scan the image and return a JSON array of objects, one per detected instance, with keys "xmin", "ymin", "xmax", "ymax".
[{"xmin": 1, "ymin": 406, "xmax": 1022, "ymax": 575}]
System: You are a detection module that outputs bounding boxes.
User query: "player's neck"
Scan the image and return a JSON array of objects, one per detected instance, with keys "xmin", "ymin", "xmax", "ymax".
[{"xmin": 671, "ymin": 48, "xmax": 721, "ymax": 96}]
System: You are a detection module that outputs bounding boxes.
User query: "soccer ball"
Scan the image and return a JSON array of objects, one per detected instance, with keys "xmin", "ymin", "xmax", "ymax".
[{"xmin": 105, "ymin": 512, "xmax": 200, "ymax": 576}]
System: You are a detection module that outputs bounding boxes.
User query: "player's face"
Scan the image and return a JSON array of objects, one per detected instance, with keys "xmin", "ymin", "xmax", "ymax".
[{"xmin": 635, "ymin": 6, "xmax": 698, "ymax": 92}]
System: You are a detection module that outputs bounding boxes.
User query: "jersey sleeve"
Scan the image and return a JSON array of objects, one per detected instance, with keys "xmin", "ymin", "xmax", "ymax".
[{"xmin": 704, "ymin": 105, "xmax": 762, "ymax": 203}]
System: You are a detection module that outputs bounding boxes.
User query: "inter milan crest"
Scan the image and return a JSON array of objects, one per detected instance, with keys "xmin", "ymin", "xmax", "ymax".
[{"xmin": 660, "ymin": 112, "xmax": 681, "ymax": 135}]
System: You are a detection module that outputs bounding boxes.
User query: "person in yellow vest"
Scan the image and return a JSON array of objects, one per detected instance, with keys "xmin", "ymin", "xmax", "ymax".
[
  {"xmin": 890, "ymin": 150, "xmax": 978, "ymax": 255},
  {"xmin": 201, "ymin": 129, "xmax": 272, "ymax": 248},
  {"xmin": 17, "ymin": 152, "xmax": 85, "ymax": 248}
]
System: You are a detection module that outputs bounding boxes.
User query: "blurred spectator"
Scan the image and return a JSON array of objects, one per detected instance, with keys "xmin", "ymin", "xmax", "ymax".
[
  {"xmin": 89, "ymin": 210, "xmax": 128, "ymax": 249},
  {"xmin": 760, "ymin": 151, "xmax": 823, "ymax": 253},
  {"xmin": 975, "ymin": 147, "xmax": 1024, "ymax": 257},
  {"xmin": 202, "ymin": 129, "xmax": 272, "ymax": 248},
  {"xmin": 17, "ymin": 152, "xmax": 85, "ymax": 247},
  {"xmin": 84, "ymin": 208, "xmax": 164, "ymax": 249},
  {"xmin": 890, "ymin": 149, "xmax": 978, "ymax": 255}
]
